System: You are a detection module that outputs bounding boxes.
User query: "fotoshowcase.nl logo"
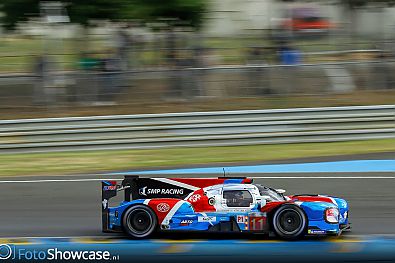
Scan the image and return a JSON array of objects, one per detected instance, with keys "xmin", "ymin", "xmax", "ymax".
[{"xmin": 0, "ymin": 244, "xmax": 120, "ymax": 261}]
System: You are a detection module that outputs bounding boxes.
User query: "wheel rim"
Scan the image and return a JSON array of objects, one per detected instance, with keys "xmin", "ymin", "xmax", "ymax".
[
  {"xmin": 127, "ymin": 209, "xmax": 153, "ymax": 235},
  {"xmin": 277, "ymin": 209, "xmax": 303, "ymax": 235}
]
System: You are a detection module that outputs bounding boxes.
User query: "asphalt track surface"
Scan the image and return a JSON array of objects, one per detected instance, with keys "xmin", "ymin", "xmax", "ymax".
[{"xmin": 0, "ymin": 153, "xmax": 394, "ymax": 238}]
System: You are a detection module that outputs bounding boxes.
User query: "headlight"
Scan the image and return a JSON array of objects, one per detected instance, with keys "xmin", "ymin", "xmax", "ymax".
[{"xmin": 325, "ymin": 207, "xmax": 339, "ymax": 223}]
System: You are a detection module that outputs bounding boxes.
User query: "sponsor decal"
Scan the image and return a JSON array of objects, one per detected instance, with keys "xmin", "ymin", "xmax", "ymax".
[
  {"xmin": 139, "ymin": 186, "xmax": 147, "ymax": 196},
  {"xmin": 139, "ymin": 187, "xmax": 184, "ymax": 196},
  {"xmin": 237, "ymin": 215, "xmax": 246, "ymax": 223},
  {"xmin": 156, "ymin": 203, "xmax": 171, "ymax": 213},
  {"xmin": 189, "ymin": 194, "xmax": 201, "ymax": 203},
  {"xmin": 308, "ymin": 229, "xmax": 326, "ymax": 234},
  {"xmin": 226, "ymin": 208, "xmax": 249, "ymax": 212},
  {"xmin": 102, "ymin": 199, "xmax": 108, "ymax": 209},
  {"xmin": 198, "ymin": 216, "xmax": 216, "ymax": 222},
  {"xmin": 103, "ymin": 185, "xmax": 117, "ymax": 191},
  {"xmin": 180, "ymin": 220, "xmax": 194, "ymax": 226},
  {"xmin": 208, "ymin": 197, "xmax": 215, "ymax": 206}
]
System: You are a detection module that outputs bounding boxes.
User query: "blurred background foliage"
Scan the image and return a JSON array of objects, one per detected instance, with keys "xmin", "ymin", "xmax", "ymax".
[{"xmin": 0, "ymin": 0, "xmax": 207, "ymax": 29}]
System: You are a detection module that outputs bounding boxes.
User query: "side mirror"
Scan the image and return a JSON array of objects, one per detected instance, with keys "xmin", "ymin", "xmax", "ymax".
[
  {"xmin": 258, "ymin": 195, "xmax": 271, "ymax": 207},
  {"xmin": 276, "ymin": 189, "xmax": 286, "ymax": 194},
  {"xmin": 261, "ymin": 195, "xmax": 271, "ymax": 201}
]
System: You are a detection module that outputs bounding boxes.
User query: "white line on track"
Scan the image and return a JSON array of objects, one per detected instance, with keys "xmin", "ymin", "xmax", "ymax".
[{"xmin": 0, "ymin": 176, "xmax": 393, "ymax": 183}]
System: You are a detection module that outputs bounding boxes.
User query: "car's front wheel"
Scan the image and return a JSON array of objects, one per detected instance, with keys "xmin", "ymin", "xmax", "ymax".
[
  {"xmin": 122, "ymin": 205, "xmax": 157, "ymax": 238},
  {"xmin": 272, "ymin": 205, "xmax": 307, "ymax": 240}
]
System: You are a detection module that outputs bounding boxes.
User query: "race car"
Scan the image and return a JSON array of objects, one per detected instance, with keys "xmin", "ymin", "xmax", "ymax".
[{"xmin": 101, "ymin": 176, "xmax": 350, "ymax": 239}]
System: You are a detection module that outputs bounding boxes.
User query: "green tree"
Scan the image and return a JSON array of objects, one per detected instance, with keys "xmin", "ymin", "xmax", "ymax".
[
  {"xmin": 121, "ymin": 0, "xmax": 207, "ymax": 29},
  {"xmin": 1, "ymin": 0, "xmax": 40, "ymax": 30},
  {"xmin": 341, "ymin": 0, "xmax": 395, "ymax": 8},
  {"xmin": 279, "ymin": 0, "xmax": 395, "ymax": 8},
  {"xmin": 0, "ymin": 0, "xmax": 125, "ymax": 29},
  {"xmin": 0, "ymin": 0, "xmax": 207, "ymax": 30}
]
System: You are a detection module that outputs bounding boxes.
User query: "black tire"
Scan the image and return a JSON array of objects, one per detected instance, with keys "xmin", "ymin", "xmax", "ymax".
[
  {"xmin": 272, "ymin": 205, "xmax": 307, "ymax": 240},
  {"xmin": 122, "ymin": 205, "xmax": 157, "ymax": 238}
]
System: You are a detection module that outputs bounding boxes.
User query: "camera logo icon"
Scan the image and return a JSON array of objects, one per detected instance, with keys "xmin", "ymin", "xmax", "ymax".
[{"xmin": 0, "ymin": 244, "xmax": 12, "ymax": 260}]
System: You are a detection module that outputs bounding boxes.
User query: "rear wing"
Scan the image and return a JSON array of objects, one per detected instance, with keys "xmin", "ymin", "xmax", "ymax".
[{"xmin": 101, "ymin": 175, "xmax": 253, "ymax": 232}]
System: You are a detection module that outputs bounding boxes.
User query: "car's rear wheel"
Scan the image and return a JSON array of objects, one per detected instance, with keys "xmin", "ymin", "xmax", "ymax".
[
  {"xmin": 122, "ymin": 205, "xmax": 157, "ymax": 238},
  {"xmin": 272, "ymin": 205, "xmax": 307, "ymax": 240}
]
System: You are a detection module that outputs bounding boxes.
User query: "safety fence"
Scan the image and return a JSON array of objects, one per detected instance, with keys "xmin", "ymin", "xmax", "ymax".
[{"xmin": 0, "ymin": 104, "xmax": 393, "ymax": 153}]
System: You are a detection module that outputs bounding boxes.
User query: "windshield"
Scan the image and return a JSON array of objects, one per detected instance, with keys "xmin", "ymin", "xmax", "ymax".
[{"xmin": 255, "ymin": 184, "xmax": 286, "ymax": 201}]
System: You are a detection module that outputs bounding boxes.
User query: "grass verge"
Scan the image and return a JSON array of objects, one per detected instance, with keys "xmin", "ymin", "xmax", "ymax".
[{"xmin": 0, "ymin": 138, "xmax": 394, "ymax": 177}]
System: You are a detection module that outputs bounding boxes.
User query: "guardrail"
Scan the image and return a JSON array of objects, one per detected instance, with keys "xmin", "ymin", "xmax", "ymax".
[{"xmin": 0, "ymin": 105, "xmax": 394, "ymax": 154}]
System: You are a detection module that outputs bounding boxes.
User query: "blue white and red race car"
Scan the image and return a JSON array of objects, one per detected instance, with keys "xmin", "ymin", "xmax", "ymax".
[{"xmin": 101, "ymin": 176, "xmax": 350, "ymax": 239}]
